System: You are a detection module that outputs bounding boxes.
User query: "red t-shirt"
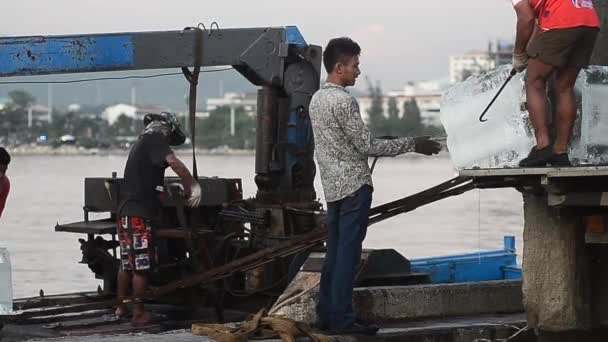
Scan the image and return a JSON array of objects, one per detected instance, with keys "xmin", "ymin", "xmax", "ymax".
[
  {"xmin": 513, "ymin": 0, "xmax": 600, "ymax": 31},
  {"xmin": 0, "ymin": 176, "xmax": 10, "ymax": 218}
]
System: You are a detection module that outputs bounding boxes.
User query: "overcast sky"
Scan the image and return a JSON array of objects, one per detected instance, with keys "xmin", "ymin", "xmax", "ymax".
[{"xmin": 2, "ymin": 0, "xmax": 516, "ymax": 91}]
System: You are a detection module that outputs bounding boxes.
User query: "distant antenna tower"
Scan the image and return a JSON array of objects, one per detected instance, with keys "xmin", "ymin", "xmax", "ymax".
[
  {"xmin": 47, "ymin": 84, "xmax": 53, "ymax": 123},
  {"xmin": 95, "ymin": 81, "xmax": 102, "ymax": 106},
  {"xmin": 131, "ymin": 85, "xmax": 136, "ymax": 107}
]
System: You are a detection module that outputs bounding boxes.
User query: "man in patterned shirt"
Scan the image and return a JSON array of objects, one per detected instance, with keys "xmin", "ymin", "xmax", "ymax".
[{"xmin": 309, "ymin": 37, "xmax": 441, "ymax": 334}]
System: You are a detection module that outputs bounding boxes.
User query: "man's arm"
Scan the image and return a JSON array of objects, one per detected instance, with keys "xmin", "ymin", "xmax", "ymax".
[
  {"xmin": 165, "ymin": 153, "xmax": 195, "ymax": 193},
  {"xmin": 337, "ymin": 98, "xmax": 415, "ymax": 157},
  {"xmin": 513, "ymin": 1, "xmax": 535, "ymax": 54},
  {"xmin": 165, "ymin": 153, "xmax": 201, "ymax": 207},
  {"xmin": 146, "ymin": 134, "xmax": 201, "ymax": 206}
]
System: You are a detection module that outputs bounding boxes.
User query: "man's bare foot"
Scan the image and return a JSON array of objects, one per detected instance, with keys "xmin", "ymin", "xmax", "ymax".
[
  {"xmin": 115, "ymin": 306, "xmax": 129, "ymax": 319},
  {"xmin": 131, "ymin": 311, "xmax": 152, "ymax": 325},
  {"xmin": 131, "ymin": 312, "xmax": 166, "ymax": 326}
]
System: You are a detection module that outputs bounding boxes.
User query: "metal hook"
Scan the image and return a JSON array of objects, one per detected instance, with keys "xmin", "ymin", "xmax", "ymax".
[{"xmin": 479, "ymin": 68, "xmax": 518, "ymax": 122}]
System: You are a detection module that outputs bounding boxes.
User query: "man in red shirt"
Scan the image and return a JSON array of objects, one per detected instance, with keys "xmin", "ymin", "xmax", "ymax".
[
  {"xmin": 512, "ymin": 0, "xmax": 599, "ymax": 167},
  {"xmin": 0, "ymin": 147, "xmax": 10, "ymax": 219}
]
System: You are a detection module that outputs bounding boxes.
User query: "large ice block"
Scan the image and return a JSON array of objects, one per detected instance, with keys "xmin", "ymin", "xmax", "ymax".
[
  {"xmin": 441, "ymin": 65, "xmax": 608, "ymax": 170},
  {"xmin": 440, "ymin": 65, "xmax": 534, "ymax": 170},
  {"xmin": 570, "ymin": 66, "xmax": 608, "ymax": 165},
  {"xmin": 0, "ymin": 247, "xmax": 13, "ymax": 314}
]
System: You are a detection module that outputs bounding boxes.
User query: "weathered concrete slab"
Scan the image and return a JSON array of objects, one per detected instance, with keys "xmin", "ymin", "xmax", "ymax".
[
  {"xmin": 271, "ymin": 272, "xmax": 523, "ymax": 324},
  {"xmin": 357, "ymin": 280, "xmax": 523, "ymax": 323}
]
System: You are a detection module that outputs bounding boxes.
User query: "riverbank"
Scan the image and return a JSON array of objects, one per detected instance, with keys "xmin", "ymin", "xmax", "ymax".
[
  {"xmin": 6, "ymin": 144, "xmax": 256, "ymax": 157},
  {"xmin": 5, "ymin": 144, "xmax": 451, "ymax": 159}
]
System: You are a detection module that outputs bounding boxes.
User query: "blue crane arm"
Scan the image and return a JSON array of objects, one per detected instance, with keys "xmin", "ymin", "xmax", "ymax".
[
  {"xmin": 0, "ymin": 26, "xmax": 314, "ymax": 87},
  {"xmin": 0, "ymin": 25, "xmax": 321, "ymax": 200}
]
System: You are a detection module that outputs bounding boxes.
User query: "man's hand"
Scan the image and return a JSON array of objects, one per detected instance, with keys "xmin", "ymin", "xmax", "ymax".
[
  {"xmin": 166, "ymin": 152, "xmax": 201, "ymax": 208},
  {"xmin": 512, "ymin": 52, "xmax": 529, "ymax": 73},
  {"xmin": 186, "ymin": 182, "xmax": 202, "ymax": 208},
  {"xmin": 414, "ymin": 137, "xmax": 441, "ymax": 156}
]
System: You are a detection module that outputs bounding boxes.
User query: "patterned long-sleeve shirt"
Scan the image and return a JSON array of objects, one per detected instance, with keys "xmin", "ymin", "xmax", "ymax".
[{"xmin": 309, "ymin": 83, "xmax": 415, "ymax": 202}]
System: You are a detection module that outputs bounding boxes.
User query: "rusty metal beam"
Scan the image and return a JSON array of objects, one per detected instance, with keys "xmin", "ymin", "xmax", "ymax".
[
  {"xmin": 156, "ymin": 229, "xmax": 193, "ymax": 240},
  {"xmin": 123, "ymin": 229, "xmax": 327, "ymax": 303},
  {"xmin": 13, "ymin": 292, "xmax": 111, "ymax": 311},
  {"xmin": 4, "ymin": 301, "xmax": 115, "ymax": 323},
  {"xmin": 122, "ymin": 177, "xmax": 489, "ymax": 304}
]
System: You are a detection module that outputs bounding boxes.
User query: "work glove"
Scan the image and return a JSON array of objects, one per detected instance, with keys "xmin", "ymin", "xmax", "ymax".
[
  {"xmin": 512, "ymin": 52, "xmax": 528, "ymax": 73},
  {"xmin": 414, "ymin": 136, "xmax": 441, "ymax": 156},
  {"xmin": 186, "ymin": 182, "xmax": 202, "ymax": 208}
]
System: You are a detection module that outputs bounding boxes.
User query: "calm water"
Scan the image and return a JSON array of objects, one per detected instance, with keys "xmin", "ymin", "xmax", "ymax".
[{"xmin": 0, "ymin": 154, "xmax": 524, "ymax": 298}]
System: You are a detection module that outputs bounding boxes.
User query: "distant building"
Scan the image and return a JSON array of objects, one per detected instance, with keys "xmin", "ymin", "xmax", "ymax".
[
  {"xmin": 102, "ymin": 104, "xmax": 171, "ymax": 125},
  {"xmin": 204, "ymin": 92, "xmax": 258, "ymax": 137},
  {"xmin": 0, "ymin": 97, "xmax": 10, "ymax": 111},
  {"xmin": 449, "ymin": 50, "xmax": 496, "ymax": 84},
  {"xmin": 206, "ymin": 92, "xmax": 257, "ymax": 116},
  {"xmin": 102, "ymin": 104, "xmax": 137, "ymax": 125},
  {"xmin": 27, "ymin": 104, "xmax": 51, "ymax": 127},
  {"xmin": 356, "ymin": 79, "xmax": 449, "ymax": 127},
  {"xmin": 0, "ymin": 97, "xmax": 51, "ymax": 127},
  {"xmin": 489, "ymin": 39, "xmax": 514, "ymax": 67},
  {"xmin": 66, "ymin": 103, "xmax": 101, "ymax": 120},
  {"xmin": 67, "ymin": 103, "xmax": 81, "ymax": 113},
  {"xmin": 449, "ymin": 39, "xmax": 514, "ymax": 83}
]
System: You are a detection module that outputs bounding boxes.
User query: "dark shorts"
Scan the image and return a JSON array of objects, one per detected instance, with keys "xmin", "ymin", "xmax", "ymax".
[
  {"xmin": 117, "ymin": 216, "xmax": 157, "ymax": 272},
  {"xmin": 527, "ymin": 26, "xmax": 599, "ymax": 69}
]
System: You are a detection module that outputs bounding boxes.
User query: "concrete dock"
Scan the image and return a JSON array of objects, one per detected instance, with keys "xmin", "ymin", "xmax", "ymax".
[
  {"xmin": 1, "ymin": 278, "xmax": 527, "ymax": 342},
  {"xmin": 4, "ymin": 313, "xmax": 528, "ymax": 342},
  {"xmin": 272, "ymin": 272, "xmax": 523, "ymax": 325}
]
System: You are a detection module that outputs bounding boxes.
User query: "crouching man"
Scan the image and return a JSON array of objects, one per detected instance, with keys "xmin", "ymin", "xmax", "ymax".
[{"xmin": 115, "ymin": 112, "xmax": 201, "ymax": 325}]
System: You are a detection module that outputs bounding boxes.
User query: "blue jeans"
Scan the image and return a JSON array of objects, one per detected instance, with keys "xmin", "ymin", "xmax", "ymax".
[{"xmin": 317, "ymin": 185, "xmax": 372, "ymax": 329}]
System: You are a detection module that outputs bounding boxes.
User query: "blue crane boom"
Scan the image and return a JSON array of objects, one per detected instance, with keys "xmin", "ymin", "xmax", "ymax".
[{"xmin": 0, "ymin": 26, "xmax": 322, "ymax": 200}]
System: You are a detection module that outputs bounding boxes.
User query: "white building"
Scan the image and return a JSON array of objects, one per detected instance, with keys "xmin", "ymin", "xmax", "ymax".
[
  {"xmin": 67, "ymin": 103, "xmax": 82, "ymax": 113},
  {"xmin": 205, "ymin": 92, "xmax": 258, "ymax": 136},
  {"xmin": 0, "ymin": 97, "xmax": 10, "ymax": 111},
  {"xmin": 449, "ymin": 50, "xmax": 496, "ymax": 84},
  {"xmin": 489, "ymin": 39, "xmax": 514, "ymax": 67},
  {"xmin": 205, "ymin": 84, "xmax": 449, "ymax": 128},
  {"xmin": 355, "ymin": 79, "xmax": 449, "ymax": 127},
  {"xmin": 0, "ymin": 98, "xmax": 51, "ymax": 127},
  {"xmin": 27, "ymin": 104, "xmax": 52, "ymax": 127},
  {"xmin": 206, "ymin": 92, "xmax": 257, "ymax": 115},
  {"xmin": 102, "ymin": 104, "xmax": 137, "ymax": 125},
  {"xmin": 102, "ymin": 104, "xmax": 172, "ymax": 125}
]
